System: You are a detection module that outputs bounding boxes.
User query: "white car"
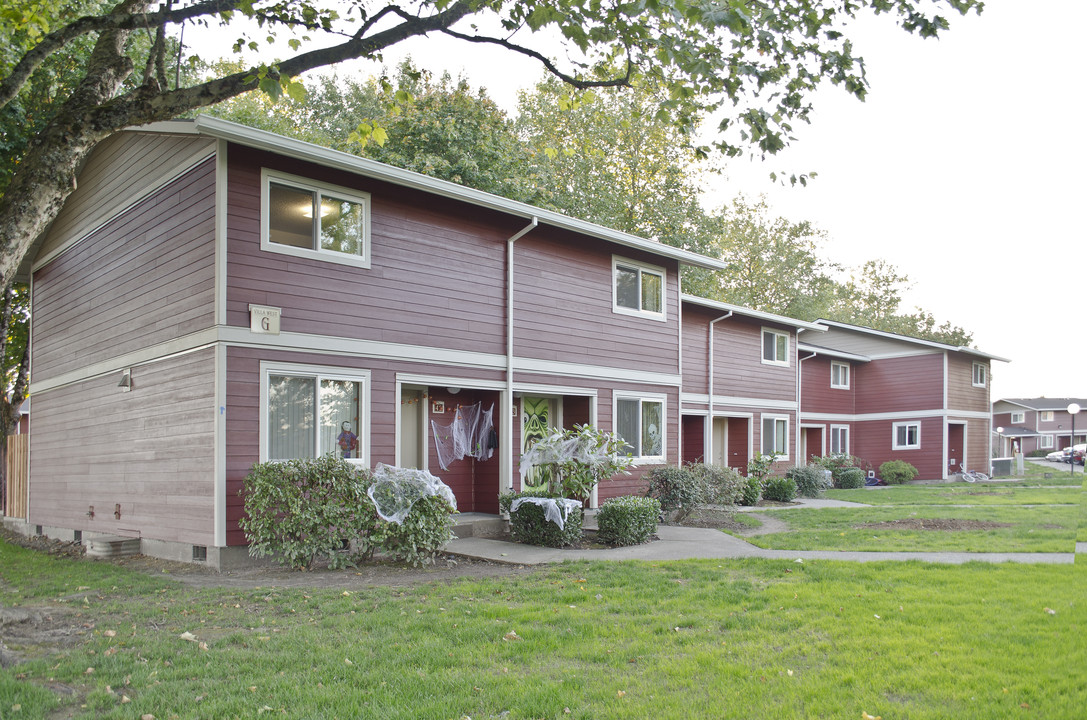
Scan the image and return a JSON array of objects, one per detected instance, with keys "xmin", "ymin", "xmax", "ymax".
[{"xmin": 1045, "ymin": 449, "xmax": 1067, "ymax": 462}]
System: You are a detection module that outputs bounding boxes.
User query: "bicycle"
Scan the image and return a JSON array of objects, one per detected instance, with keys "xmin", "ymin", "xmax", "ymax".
[{"xmin": 958, "ymin": 464, "xmax": 989, "ymax": 483}]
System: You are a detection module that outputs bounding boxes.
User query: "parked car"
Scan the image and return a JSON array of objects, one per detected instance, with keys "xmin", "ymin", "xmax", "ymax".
[
  {"xmin": 1073, "ymin": 443, "xmax": 1086, "ymax": 466},
  {"xmin": 1046, "ymin": 449, "xmax": 1067, "ymax": 462}
]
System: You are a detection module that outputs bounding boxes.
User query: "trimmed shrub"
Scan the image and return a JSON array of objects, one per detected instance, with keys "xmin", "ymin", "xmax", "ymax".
[
  {"xmin": 811, "ymin": 453, "xmax": 872, "ymax": 485},
  {"xmin": 762, "ymin": 475, "xmax": 797, "ymax": 502},
  {"xmin": 786, "ymin": 465, "xmax": 830, "ymax": 498},
  {"xmin": 879, "ymin": 460, "xmax": 919, "ymax": 485},
  {"xmin": 510, "ymin": 500, "xmax": 583, "ymax": 547},
  {"xmin": 644, "ymin": 465, "xmax": 703, "ymax": 521},
  {"xmin": 596, "ymin": 496, "xmax": 660, "ymax": 546},
  {"xmin": 837, "ymin": 467, "xmax": 866, "ymax": 489},
  {"xmin": 499, "ymin": 490, "xmax": 549, "ymax": 517},
  {"xmin": 369, "ymin": 494, "xmax": 456, "ymax": 567},
  {"xmin": 739, "ymin": 476, "xmax": 763, "ymax": 506},
  {"xmin": 688, "ymin": 463, "xmax": 745, "ymax": 508}
]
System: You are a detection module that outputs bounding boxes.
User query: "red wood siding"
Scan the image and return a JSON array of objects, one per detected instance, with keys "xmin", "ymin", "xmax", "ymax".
[
  {"xmin": 32, "ymin": 159, "xmax": 216, "ymax": 380},
  {"xmin": 946, "ymin": 354, "xmax": 989, "ymax": 412},
  {"xmin": 712, "ymin": 315, "xmax": 796, "ymax": 402},
  {"xmin": 29, "ymin": 349, "xmax": 216, "ymax": 545},
  {"xmin": 226, "ymin": 146, "xmax": 509, "ymax": 356},
  {"xmin": 854, "ymin": 354, "xmax": 944, "ymax": 414},
  {"xmin": 681, "ymin": 309, "xmax": 709, "ymax": 394},
  {"xmin": 682, "ymin": 415, "xmax": 705, "ymax": 464},
  {"xmin": 513, "ymin": 234, "xmax": 680, "ymax": 374},
  {"xmin": 801, "ymin": 356, "xmax": 855, "ymax": 414},
  {"xmin": 853, "ymin": 416, "xmax": 944, "ymax": 480}
]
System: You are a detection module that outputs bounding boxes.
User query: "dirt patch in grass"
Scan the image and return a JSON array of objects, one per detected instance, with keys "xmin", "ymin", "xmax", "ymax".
[
  {"xmin": 0, "ymin": 605, "xmax": 87, "ymax": 668},
  {"xmin": 855, "ymin": 518, "xmax": 1013, "ymax": 531},
  {"xmin": 667, "ymin": 507, "xmax": 766, "ymax": 534}
]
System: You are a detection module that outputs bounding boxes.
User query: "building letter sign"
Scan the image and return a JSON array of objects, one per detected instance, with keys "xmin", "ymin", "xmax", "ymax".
[{"xmin": 249, "ymin": 304, "xmax": 281, "ymax": 335}]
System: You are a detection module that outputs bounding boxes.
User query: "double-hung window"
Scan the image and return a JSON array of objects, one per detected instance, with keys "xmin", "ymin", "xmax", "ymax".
[
  {"xmin": 1040, "ymin": 411, "xmax": 1054, "ymax": 422},
  {"xmin": 1041, "ymin": 435, "xmax": 1054, "ymax": 449},
  {"xmin": 262, "ymin": 169, "xmax": 371, "ymax": 268},
  {"xmin": 761, "ymin": 415, "xmax": 789, "ymax": 458},
  {"xmin": 261, "ymin": 363, "xmax": 370, "ymax": 463},
  {"xmin": 830, "ymin": 425, "xmax": 849, "ymax": 455},
  {"xmin": 831, "ymin": 361, "xmax": 850, "ymax": 389},
  {"xmin": 972, "ymin": 362, "xmax": 987, "ymax": 388},
  {"xmin": 614, "ymin": 394, "xmax": 665, "ymax": 460},
  {"xmin": 762, "ymin": 328, "xmax": 789, "ymax": 366},
  {"xmin": 612, "ymin": 257, "xmax": 665, "ymax": 320},
  {"xmin": 1011, "ymin": 411, "xmax": 1025, "ymax": 424},
  {"xmin": 892, "ymin": 421, "xmax": 920, "ymax": 450}
]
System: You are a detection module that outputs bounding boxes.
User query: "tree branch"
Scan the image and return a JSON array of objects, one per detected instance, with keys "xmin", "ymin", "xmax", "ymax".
[
  {"xmin": 439, "ymin": 28, "xmax": 634, "ymax": 90},
  {"xmin": 0, "ymin": 0, "xmax": 245, "ymax": 111}
]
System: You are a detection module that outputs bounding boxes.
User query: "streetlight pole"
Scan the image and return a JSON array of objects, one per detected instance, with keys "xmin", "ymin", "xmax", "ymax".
[{"xmin": 1068, "ymin": 403, "xmax": 1081, "ymax": 478}]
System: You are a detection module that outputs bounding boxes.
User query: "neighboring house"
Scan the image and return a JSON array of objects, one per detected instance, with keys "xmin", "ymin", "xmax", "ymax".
[
  {"xmin": 798, "ymin": 320, "xmax": 1006, "ymax": 480},
  {"xmin": 18, "ymin": 116, "xmax": 727, "ymax": 567},
  {"xmin": 679, "ymin": 296, "xmax": 825, "ymax": 474},
  {"xmin": 991, "ymin": 398, "xmax": 1087, "ymax": 456}
]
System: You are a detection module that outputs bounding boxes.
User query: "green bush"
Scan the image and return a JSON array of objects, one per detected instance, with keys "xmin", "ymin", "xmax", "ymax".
[
  {"xmin": 596, "ymin": 496, "xmax": 660, "ymax": 546},
  {"xmin": 241, "ymin": 455, "xmax": 457, "ymax": 569},
  {"xmin": 786, "ymin": 465, "xmax": 830, "ymax": 498},
  {"xmin": 240, "ymin": 454, "xmax": 376, "ymax": 570},
  {"xmin": 644, "ymin": 465, "xmax": 702, "ymax": 521},
  {"xmin": 739, "ymin": 476, "xmax": 763, "ymax": 506},
  {"xmin": 509, "ymin": 499, "xmax": 583, "ymax": 547},
  {"xmin": 879, "ymin": 460, "xmax": 919, "ymax": 485},
  {"xmin": 811, "ymin": 453, "xmax": 872, "ymax": 485},
  {"xmin": 837, "ymin": 467, "xmax": 866, "ymax": 489},
  {"xmin": 1026, "ymin": 450, "xmax": 1048, "ymax": 458},
  {"xmin": 499, "ymin": 490, "xmax": 549, "ymax": 517},
  {"xmin": 762, "ymin": 476, "xmax": 797, "ymax": 502},
  {"xmin": 687, "ymin": 463, "xmax": 745, "ymax": 508}
]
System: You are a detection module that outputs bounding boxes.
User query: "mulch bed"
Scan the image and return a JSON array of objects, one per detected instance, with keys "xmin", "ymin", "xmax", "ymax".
[{"xmin": 854, "ymin": 519, "xmax": 1013, "ymax": 531}]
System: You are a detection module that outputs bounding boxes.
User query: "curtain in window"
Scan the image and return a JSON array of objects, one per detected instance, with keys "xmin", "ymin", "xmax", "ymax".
[
  {"xmin": 616, "ymin": 398, "xmax": 640, "ymax": 455},
  {"xmin": 268, "ymin": 375, "xmax": 315, "ymax": 460},
  {"xmin": 641, "ymin": 272, "xmax": 662, "ymax": 313},
  {"xmin": 642, "ymin": 401, "xmax": 663, "ymax": 456},
  {"xmin": 320, "ymin": 379, "xmax": 361, "ymax": 459}
]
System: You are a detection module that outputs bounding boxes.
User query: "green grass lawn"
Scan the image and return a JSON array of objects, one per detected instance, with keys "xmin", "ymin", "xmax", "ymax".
[
  {"xmin": 826, "ymin": 485, "xmax": 1078, "ymax": 506},
  {"xmin": 1, "ymin": 539, "xmax": 1083, "ymax": 719},
  {"xmin": 994, "ymin": 461, "xmax": 1083, "ymax": 486}
]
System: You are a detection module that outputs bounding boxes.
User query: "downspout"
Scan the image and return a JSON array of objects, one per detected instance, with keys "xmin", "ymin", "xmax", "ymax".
[
  {"xmin": 505, "ymin": 218, "xmax": 538, "ymax": 492},
  {"xmin": 797, "ymin": 348, "xmax": 817, "ymax": 464},
  {"xmin": 706, "ymin": 312, "xmax": 732, "ymax": 464}
]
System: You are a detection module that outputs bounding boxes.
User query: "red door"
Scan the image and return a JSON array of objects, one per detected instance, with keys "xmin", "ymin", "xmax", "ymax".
[{"xmin": 947, "ymin": 423, "xmax": 965, "ymax": 475}]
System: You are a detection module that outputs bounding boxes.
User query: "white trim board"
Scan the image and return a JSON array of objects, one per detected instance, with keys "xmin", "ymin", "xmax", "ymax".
[{"xmin": 682, "ymin": 393, "xmax": 797, "ymax": 411}]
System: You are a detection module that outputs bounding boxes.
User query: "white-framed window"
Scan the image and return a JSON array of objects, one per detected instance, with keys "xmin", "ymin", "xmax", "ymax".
[
  {"xmin": 830, "ymin": 425, "xmax": 849, "ymax": 455},
  {"xmin": 761, "ymin": 415, "xmax": 789, "ymax": 459},
  {"xmin": 1040, "ymin": 411, "xmax": 1054, "ymax": 422},
  {"xmin": 1041, "ymin": 434, "xmax": 1054, "ymax": 449},
  {"xmin": 260, "ymin": 362, "xmax": 371, "ymax": 464},
  {"xmin": 612, "ymin": 257, "xmax": 666, "ymax": 320},
  {"xmin": 761, "ymin": 328, "xmax": 790, "ymax": 367},
  {"xmin": 892, "ymin": 421, "xmax": 920, "ymax": 450},
  {"xmin": 261, "ymin": 169, "xmax": 371, "ymax": 268},
  {"xmin": 613, "ymin": 393, "xmax": 665, "ymax": 461},
  {"xmin": 1011, "ymin": 411, "xmax": 1025, "ymax": 424},
  {"xmin": 972, "ymin": 362, "xmax": 987, "ymax": 388},
  {"xmin": 831, "ymin": 361, "xmax": 850, "ymax": 389}
]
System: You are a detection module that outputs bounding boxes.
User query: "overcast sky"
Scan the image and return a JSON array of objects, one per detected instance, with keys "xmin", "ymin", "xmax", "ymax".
[{"xmin": 194, "ymin": 1, "xmax": 1086, "ymax": 402}]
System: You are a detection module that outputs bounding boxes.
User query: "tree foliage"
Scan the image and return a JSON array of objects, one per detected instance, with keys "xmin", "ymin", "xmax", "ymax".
[{"xmin": 0, "ymin": 0, "xmax": 982, "ymax": 292}]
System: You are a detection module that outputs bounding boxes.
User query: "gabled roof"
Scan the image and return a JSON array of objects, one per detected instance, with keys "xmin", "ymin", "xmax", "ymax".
[
  {"xmin": 796, "ymin": 342, "xmax": 870, "ymax": 363},
  {"xmin": 995, "ymin": 398, "xmax": 1087, "ymax": 411},
  {"xmin": 137, "ymin": 116, "xmax": 729, "ymax": 272},
  {"xmin": 992, "ymin": 425, "xmax": 1039, "ymax": 436},
  {"xmin": 680, "ymin": 295, "xmax": 826, "ymax": 331},
  {"xmin": 814, "ymin": 319, "xmax": 1010, "ymax": 362}
]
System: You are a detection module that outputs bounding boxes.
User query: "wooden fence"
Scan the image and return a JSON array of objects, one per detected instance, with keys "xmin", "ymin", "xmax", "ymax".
[{"xmin": 6, "ymin": 434, "xmax": 28, "ymax": 519}]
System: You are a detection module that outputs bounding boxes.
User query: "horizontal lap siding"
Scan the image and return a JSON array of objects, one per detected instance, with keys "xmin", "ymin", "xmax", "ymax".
[
  {"xmin": 711, "ymin": 316, "xmax": 795, "ymax": 402},
  {"xmin": 855, "ymin": 354, "xmax": 943, "ymax": 414},
  {"xmin": 29, "ymin": 349, "xmax": 216, "ymax": 544},
  {"xmin": 225, "ymin": 347, "xmax": 508, "ymax": 545},
  {"xmin": 854, "ymin": 416, "xmax": 944, "ymax": 480},
  {"xmin": 801, "ymin": 356, "xmax": 855, "ymax": 414},
  {"xmin": 513, "ymin": 234, "xmax": 680, "ymax": 374},
  {"xmin": 962, "ymin": 418, "xmax": 990, "ymax": 472},
  {"xmin": 32, "ymin": 159, "xmax": 217, "ymax": 379},
  {"xmin": 681, "ymin": 308, "xmax": 709, "ymax": 394},
  {"xmin": 226, "ymin": 147, "xmax": 507, "ymax": 355},
  {"xmin": 946, "ymin": 354, "xmax": 989, "ymax": 412}
]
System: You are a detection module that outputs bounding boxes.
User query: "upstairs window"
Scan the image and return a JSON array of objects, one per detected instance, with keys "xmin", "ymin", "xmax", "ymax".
[
  {"xmin": 831, "ymin": 361, "xmax": 850, "ymax": 389},
  {"xmin": 1011, "ymin": 411, "xmax": 1025, "ymax": 424},
  {"xmin": 972, "ymin": 362, "xmax": 987, "ymax": 388},
  {"xmin": 762, "ymin": 329, "xmax": 789, "ymax": 367},
  {"xmin": 1040, "ymin": 411, "xmax": 1054, "ymax": 422},
  {"xmin": 613, "ymin": 257, "xmax": 665, "ymax": 320},
  {"xmin": 262, "ymin": 170, "xmax": 371, "ymax": 268}
]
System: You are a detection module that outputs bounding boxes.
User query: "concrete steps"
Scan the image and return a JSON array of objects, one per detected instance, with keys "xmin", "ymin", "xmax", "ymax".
[{"xmin": 451, "ymin": 513, "xmax": 507, "ymax": 539}]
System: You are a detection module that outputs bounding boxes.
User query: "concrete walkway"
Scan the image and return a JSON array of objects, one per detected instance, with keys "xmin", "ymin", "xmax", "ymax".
[{"xmin": 445, "ymin": 495, "xmax": 1077, "ymax": 566}]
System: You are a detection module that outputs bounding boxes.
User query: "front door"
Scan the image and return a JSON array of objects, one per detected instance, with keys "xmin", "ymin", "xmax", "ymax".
[
  {"xmin": 522, "ymin": 396, "xmax": 559, "ymax": 492},
  {"xmin": 948, "ymin": 422, "xmax": 965, "ymax": 475},
  {"xmin": 711, "ymin": 417, "xmax": 728, "ymax": 466}
]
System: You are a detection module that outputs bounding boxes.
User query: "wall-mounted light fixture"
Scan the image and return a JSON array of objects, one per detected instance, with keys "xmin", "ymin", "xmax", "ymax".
[
  {"xmin": 118, "ymin": 368, "xmax": 132, "ymax": 392},
  {"xmin": 446, "ymin": 387, "xmax": 461, "ymax": 395}
]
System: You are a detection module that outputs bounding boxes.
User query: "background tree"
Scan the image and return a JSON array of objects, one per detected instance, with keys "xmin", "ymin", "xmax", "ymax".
[{"xmin": 0, "ymin": 0, "xmax": 982, "ymax": 292}]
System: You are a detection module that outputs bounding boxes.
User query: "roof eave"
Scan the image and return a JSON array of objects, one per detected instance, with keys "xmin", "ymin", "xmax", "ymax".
[{"xmin": 681, "ymin": 294, "xmax": 826, "ymax": 331}]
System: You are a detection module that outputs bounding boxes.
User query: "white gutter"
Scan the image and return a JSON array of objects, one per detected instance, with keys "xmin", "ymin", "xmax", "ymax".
[
  {"xmin": 706, "ymin": 311, "xmax": 732, "ymax": 463},
  {"xmin": 505, "ymin": 218, "xmax": 538, "ymax": 491}
]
